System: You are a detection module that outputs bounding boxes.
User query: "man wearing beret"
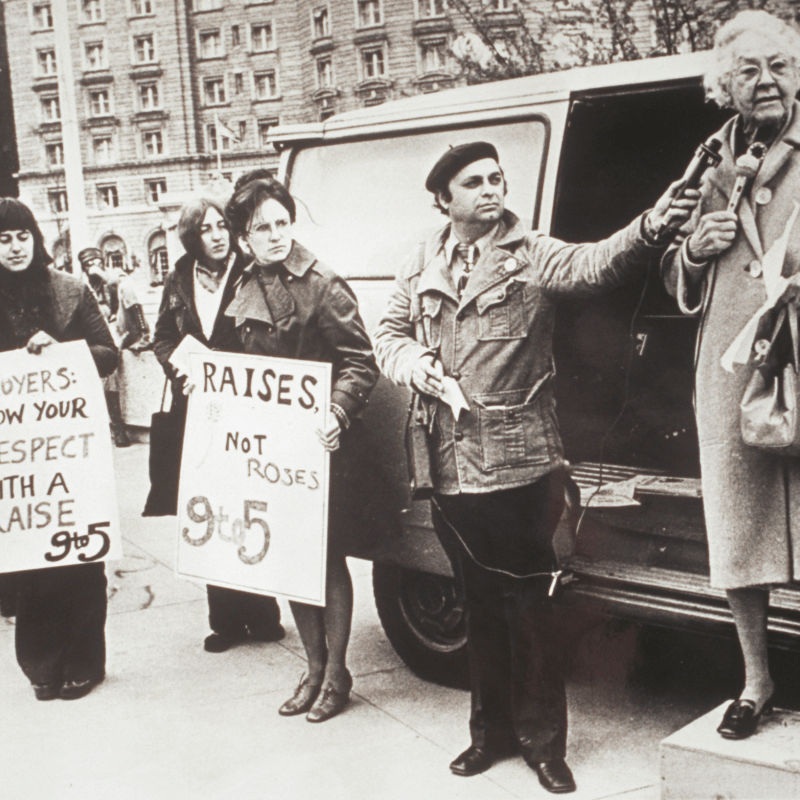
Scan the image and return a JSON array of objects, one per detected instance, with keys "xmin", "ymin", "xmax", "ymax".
[{"xmin": 374, "ymin": 142, "xmax": 697, "ymax": 793}]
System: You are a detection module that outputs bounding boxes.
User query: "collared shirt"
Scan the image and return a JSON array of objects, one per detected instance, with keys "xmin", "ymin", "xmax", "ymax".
[
  {"xmin": 442, "ymin": 224, "xmax": 500, "ymax": 292},
  {"xmin": 193, "ymin": 251, "xmax": 235, "ymax": 340}
]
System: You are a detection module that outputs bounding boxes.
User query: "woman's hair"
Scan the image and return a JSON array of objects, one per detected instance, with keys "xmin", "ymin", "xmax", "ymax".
[
  {"xmin": 0, "ymin": 197, "xmax": 52, "ymax": 273},
  {"xmin": 177, "ymin": 195, "xmax": 231, "ymax": 263},
  {"xmin": 225, "ymin": 178, "xmax": 296, "ymax": 238},
  {"xmin": 705, "ymin": 11, "xmax": 800, "ymax": 108}
]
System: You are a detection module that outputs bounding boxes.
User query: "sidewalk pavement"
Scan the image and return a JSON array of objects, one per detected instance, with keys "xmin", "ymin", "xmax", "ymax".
[{"xmin": 0, "ymin": 444, "xmax": 724, "ymax": 800}]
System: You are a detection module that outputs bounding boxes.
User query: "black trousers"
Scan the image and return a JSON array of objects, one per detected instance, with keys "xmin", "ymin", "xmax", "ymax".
[
  {"xmin": 432, "ymin": 476, "xmax": 567, "ymax": 762},
  {"xmin": 15, "ymin": 563, "xmax": 107, "ymax": 687},
  {"xmin": 207, "ymin": 585, "xmax": 282, "ymax": 636}
]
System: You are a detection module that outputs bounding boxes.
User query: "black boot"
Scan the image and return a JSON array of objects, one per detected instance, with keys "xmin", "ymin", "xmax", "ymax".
[{"xmin": 105, "ymin": 391, "xmax": 131, "ymax": 448}]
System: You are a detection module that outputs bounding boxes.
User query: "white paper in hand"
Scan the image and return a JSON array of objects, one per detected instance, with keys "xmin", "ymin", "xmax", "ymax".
[
  {"xmin": 440, "ymin": 376, "xmax": 469, "ymax": 420},
  {"xmin": 168, "ymin": 334, "xmax": 211, "ymax": 380}
]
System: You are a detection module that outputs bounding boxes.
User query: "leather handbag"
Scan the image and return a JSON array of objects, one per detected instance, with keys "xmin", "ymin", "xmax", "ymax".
[
  {"xmin": 741, "ymin": 303, "xmax": 800, "ymax": 455},
  {"xmin": 405, "ymin": 393, "xmax": 435, "ymax": 501},
  {"xmin": 142, "ymin": 381, "xmax": 185, "ymax": 517}
]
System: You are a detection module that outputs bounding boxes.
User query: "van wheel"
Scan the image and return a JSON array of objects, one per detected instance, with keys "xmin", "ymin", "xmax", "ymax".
[{"xmin": 372, "ymin": 562, "xmax": 469, "ymax": 689}]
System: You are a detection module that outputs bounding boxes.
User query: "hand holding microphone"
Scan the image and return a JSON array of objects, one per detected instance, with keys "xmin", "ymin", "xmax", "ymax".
[
  {"xmin": 686, "ymin": 143, "xmax": 766, "ymax": 261},
  {"xmin": 651, "ymin": 137, "xmax": 722, "ymax": 240}
]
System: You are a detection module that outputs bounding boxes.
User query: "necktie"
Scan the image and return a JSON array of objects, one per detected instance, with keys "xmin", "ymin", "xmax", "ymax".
[{"xmin": 454, "ymin": 243, "xmax": 478, "ymax": 297}]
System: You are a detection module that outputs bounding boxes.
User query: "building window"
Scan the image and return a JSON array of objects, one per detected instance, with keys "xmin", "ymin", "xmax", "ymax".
[
  {"xmin": 231, "ymin": 24, "xmax": 240, "ymax": 46},
  {"xmin": 254, "ymin": 71, "xmax": 277, "ymax": 100},
  {"xmin": 358, "ymin": 0, "xmax": 381, "ymax": 27},
  {"xmin": 204, "ymin": 77, "xmax": 226, "ymax": 105},
  {"xmin": 420, "ymin": 39, "xmax": 447, "ymax": 72},
  {"xmin": 317, "ymin": 57, "xmax": 333, "ymax": 88},
  {"xmin": 97, "ymin": 184, "xmax": 118, "ymax": 208},
  {"xmin": 41, "ymin": 95, "xmax": 60, "ymax": 121},
  {"xmin": 207, "ymin": 123, "xmax": 233, "ymax": 152},
  {"xmin": 418, "ymin": 0, "xmax": 444, "ymax": 16},
  {"xmin": 93, "ymin": 135, "xmax": 113, "ymax": 163},
  {"xmin": 131, "ymin": 0, "xmax": 153, "ymax": 14},
  {"xmin": 33, "ymin": 3, "xmax": 53, "ymax": 29},
  {"xmin": 234, "ymin": 72, "xmax": 244, "ymax": 94},
  {"xmin": 146, "ymin": 178, "xmax": 166, "ymax": 202},
  {"xmin": 81, "ymin": 0, "xmax": 103, "ymax": 23},
  {"xmin": 84, "ymin": 41, "xmax": 106, "ymax": 70},
  {"xmin": 138, "ymin": 82, "xmax": 159, "ymax": 110},
  {"xmin": 489, "ymin": 0, "xmax": 514, "ymax": 8},
  {"xmin": 237, "ymin": 120, "xmax": 247, "ymax": 142},
  {"xmin": 362, "ymin": 46, "xmax": 385, "ymax": 77},
  {"xmin": 37, "ymin": 48, "xmax": 57, "ymax": 76},
  {"xmin": 258, "ymin": 117, "xmax": 277, "ymax": 147},
  {"xmin": 143, "ymin": 130, "xmax": 163, "ymax": 157},
  {"xmin": 89, "ymin": 89, "xmax": 111, "ymax": 116},
  {"xmin": 199, "ymin": 29, "xmax": 222, "ymax": 58},
  {"xmin": 312, "ymin": 6, "xmax": 330, "ymax": 38},
  {"xmin": 251, "ymin": 23, "xmax": 273, "ymax": 52},
  {"xmin": 48, "ymin": 189, "xmax": 68, "ymax": 213},
  {"xmin": 134, "ymin": 35, "xmax": 156, "ymax": 63},
  {"xmin": 45, "ymin": 142, "xmax": 64, "ymax": 167},
  {"xmin": 194, "ymin": 0, "xmax": 221, "ymax": 9}
]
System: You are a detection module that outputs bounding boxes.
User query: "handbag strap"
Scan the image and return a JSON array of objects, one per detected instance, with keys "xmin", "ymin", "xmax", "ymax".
[
  {"xmin": 789, "ymin": 304, "xmax": 800, "ymax": 368},
  {"xmin": 160, "ymin": 378, "xmax": 170, "ymax": 413}
]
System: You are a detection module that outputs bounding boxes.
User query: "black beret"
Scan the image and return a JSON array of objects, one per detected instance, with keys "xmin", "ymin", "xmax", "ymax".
[{"xmin": 425, "ymin": 142, "xmax": 500, "ymax": 194}]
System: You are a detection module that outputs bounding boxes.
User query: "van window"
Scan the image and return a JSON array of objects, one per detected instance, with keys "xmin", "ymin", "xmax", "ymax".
[{"xmin": 286, "ymin": 119, "xmax": 548, "ymax": 280}]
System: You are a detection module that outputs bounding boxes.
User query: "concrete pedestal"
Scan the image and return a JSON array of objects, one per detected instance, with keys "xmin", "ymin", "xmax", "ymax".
[
  {"xmin": 118, "ymin": 349, "xmax": 165, "ymax": 427},
  {"xmin": 660, "ymin": 703, "xmax": 800, "ymax": 799}
]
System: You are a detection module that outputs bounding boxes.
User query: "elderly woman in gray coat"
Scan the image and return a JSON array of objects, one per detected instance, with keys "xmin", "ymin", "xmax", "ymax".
[{"xmin": 663, "ymin": 10, "xmax": 800, "ymax": 740}]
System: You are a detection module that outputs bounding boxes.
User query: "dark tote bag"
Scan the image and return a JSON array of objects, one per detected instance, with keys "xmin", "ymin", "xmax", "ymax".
[{"xmin": 142, "ymin": 381, "xmax": 185, "ymax": 517}]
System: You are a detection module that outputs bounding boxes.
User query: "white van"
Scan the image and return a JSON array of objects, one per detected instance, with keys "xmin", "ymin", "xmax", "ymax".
[{"xmin": 268, "ymin": 51, "xmax": 800, "ymax": 686}]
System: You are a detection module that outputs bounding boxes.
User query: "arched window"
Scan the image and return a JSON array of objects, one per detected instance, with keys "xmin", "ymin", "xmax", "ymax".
[
  {"xmin": 100, "ymin": 234, "xmax": 127, "ymax": 271},
  {"xmin": 148, "ymin": 230, "xmax": 168, "ymax": 286}
]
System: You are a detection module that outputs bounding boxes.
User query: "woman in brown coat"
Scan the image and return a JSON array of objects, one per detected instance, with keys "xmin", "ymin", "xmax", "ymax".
[
  {"xmin": 0, "ymin": 198, "xmax": 118, "ymax": 701},
  {"xmin": 662, "ymin": 11, "xmax": 800, "ymax": 739},
  {"xmin": 225, "ymin": 177, "xmax": 380, "ymax": 722},
  {"xmin": 152, "ymin": 194, "xmax": 285, "ymax": 652}
]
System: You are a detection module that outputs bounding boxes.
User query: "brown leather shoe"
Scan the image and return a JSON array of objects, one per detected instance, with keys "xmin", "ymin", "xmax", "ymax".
[
  {"xmin": 306, "ymin": 672, "xmax": 352, "ymax": 723},
  {"xmin": 530, "ymin": 759, "xmax": 576, "ymax": 794},
  {"xmin": 450, "ymin": 745, "xmax": 495, "ymax": 776},
  {"xmin": 279, "ymin": 674, "xmax": 323, "ymax": 716}
]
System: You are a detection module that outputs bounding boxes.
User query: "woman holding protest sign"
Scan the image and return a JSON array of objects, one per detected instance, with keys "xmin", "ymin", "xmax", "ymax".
[
  {"xmin": 0, "ymin": 198, "xmax": 118, "ymax": 701},
  {"xmin": 152, "ymin": 192, "xmax": 286, "ymax": 653},
  {"xmin": 225, "ymin": 177, "xmax": 380, "ymax": 723}
]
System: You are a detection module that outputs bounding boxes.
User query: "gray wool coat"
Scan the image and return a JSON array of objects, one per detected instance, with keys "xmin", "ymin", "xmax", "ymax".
[{"xmin": 663, "ymin": 103, "xmax": 800, "ymax": 590}]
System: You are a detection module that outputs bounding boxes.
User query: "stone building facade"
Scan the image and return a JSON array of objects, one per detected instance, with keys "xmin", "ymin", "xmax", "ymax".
[{"xmin": 3, "ymin": 0, "xmax": 655, "ymax": 290}]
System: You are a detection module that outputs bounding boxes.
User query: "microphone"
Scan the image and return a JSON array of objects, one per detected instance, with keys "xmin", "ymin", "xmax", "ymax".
[
  {"xmin": 727, "ymin": 142, "xmax": 767, "ymax": 214},
  {"xmin": 656, "ymin": 137, "xmax": 723, "ymax": 239}
]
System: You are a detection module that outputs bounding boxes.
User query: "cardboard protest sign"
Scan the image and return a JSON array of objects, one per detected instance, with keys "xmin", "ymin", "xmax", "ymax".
[
  {"xmin": 176, "ymin": 351, "xmax": 331, "ymax": 606},
  {"xmin": 0, "ymin": 341, "xmax": 122, "ymax": 572}
]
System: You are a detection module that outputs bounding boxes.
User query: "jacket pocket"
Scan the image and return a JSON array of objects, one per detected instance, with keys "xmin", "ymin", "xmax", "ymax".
[
  {"xmin": 474, "ymin": 385, "xmax": 554, "ymax": 471},
  {"xmin": 420, "ymin": 294, "xmax": 443, "ymax": 349},
  {"xmin": 476, "ymin": 278, "xmax": 526, "ymax": 340}
]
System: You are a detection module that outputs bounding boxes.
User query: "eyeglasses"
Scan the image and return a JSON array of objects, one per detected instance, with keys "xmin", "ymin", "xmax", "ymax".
[{"xmin": 734, "ymin": 58, "xmax": 792, "ymax": 84}]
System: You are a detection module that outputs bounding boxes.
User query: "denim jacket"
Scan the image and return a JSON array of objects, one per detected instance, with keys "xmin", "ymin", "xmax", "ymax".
[{"xmin": 374, "ymin": 210, "xmax": 661, "ymax": 494}]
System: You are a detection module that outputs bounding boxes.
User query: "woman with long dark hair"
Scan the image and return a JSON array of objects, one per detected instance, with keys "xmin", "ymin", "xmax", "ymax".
[
  {"xmin": 0, "ymin": 198, "xmax": 118, "ymax": 700},
  {"xmin": 152, "ymin": 193, "xmax": 285, "ymax": 652},
  {"xmin": 225, "ymin": 178, "xmax": 380, "ymax": 722}
]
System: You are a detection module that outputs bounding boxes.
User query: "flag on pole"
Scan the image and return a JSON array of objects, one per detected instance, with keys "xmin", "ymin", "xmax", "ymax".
[{"xmin": 214, "ymin": 113, "xmax": 240, "ymax": 147}]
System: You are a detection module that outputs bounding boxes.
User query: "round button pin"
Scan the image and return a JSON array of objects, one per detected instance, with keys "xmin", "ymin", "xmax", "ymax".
[
  {"xmin": 504, "ymin": 257, "xmax": 517, "ymax": 272},
  {"xmin": 749, "ymin": 260, "xmax": 763, "ymax": 278},
  {"xmin": 755, "ymin": 187, "xmax": 772, "ymax": 205}
]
